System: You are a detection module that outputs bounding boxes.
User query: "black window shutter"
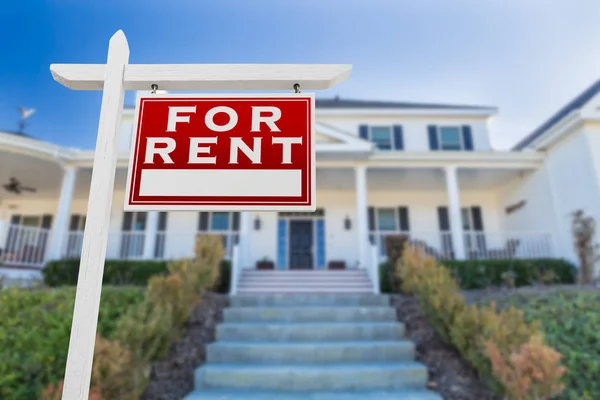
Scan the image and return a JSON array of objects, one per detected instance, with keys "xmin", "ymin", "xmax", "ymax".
[
  {"xmin": 393, "ymin": 125, "xmax": 404, "ymax": 150},
  {"xmin": 122, "ymin": 212, "xmax": 133, "ymax": 231},
  {"xmin": 198, "ymin": 212, "xmax": 209, "ymax": 231},
  {"xmin": 41, "ymin": 214, "xmax": 53, "ymax": 229},
  {"xmin": 471, "ymin": 206, "xmax": 484, "ymax": 231},
  {"xmin": 367, "ymin": 207, "xmax": 375, "ymax": 231},
  {"xmin": 398, "ymin": 207, "xmax": 409, "ymax": 231},
  {"xmin": 158, "ymin": 212, "xmax": 168, "ymax": 231},
  {"xmin": 359, "ymin": 125, "xmax": 369, "ymax": 140},
  {"xmin": 437, "ymin": 207, "xmax": 450, "ymax": 231},
  {"xmin": 10, "ymin": 214, "xmax": 21, "ymax": 225},
  {"xmin": 462, "ymin": 125, "xmax": 474, "ymax": 150},
  {"xmin": 69, "ymin": 215, "xmax": 80, "ymax": 231},
  {"xmin": 428, "ymin": 125, "xmax": 439, "ymax": 150},
  {"xmin": 232, "ymin": 212, "xmax": 240, "ymax": 231}
]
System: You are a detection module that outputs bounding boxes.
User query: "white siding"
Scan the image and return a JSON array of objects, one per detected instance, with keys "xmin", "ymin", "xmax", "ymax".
[{"xmin": 317, "ymin": 116, "xmax": 492, "ymax": 151}]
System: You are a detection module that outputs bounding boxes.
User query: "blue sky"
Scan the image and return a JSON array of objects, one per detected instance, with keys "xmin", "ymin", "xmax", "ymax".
[{"xmin": 1, "ymin": 0, "xmax": 600, "ymax": 150}]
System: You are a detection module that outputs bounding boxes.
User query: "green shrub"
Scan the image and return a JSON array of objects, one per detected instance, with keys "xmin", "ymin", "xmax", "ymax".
[
  {"xmin": 43, "ymin": 258, "xmax": 232, "ymax": 291},
  {"xmin": 0, "ymin": 286, "xmax": 145, "ymax": 400},
  {"xmin": 43, "ymin": 259, "xmax": 169, "ymax": 287},
  {"xmin": 380, "ymin": 258, "xmax": 576, "ymax": 292},
  {"xmin": 491, "ymin": 291, "xmax": 600, "ymax": 400},
  {"xmin": 384, "ymin": 234, "xmax": 409, "ymax": 292}
]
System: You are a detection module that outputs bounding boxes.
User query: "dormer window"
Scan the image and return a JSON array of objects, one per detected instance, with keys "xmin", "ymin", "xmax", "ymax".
[
  {"xmin": 439, "ymin": 127, "xmax": 463, "ymax": 150},
  {"xmin": 359, "ymin": 125, "xmax": 404, "ymax": 151},
  {"xmin": 428, "ymin": 125, "xmax": 474, "ymax": 151},
  {"xmin": 370, "ymin": 127, "xmax": 393, "ymax": 150}
]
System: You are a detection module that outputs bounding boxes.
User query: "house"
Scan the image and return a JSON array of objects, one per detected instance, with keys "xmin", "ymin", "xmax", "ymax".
[{"xmin": 2, "ymin": 81, "xmax": 600, "ymax": 290}]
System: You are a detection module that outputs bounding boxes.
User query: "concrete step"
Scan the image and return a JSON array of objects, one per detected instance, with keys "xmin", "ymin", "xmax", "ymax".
[
  {"xmin": 236, "ymin": 288, "xmax": 374, "ymax": 294},
  {"xmin": 184, "ymin": 388, "xmax": 443, "ymax": 400},
  {"xmin": 206, "ymin": 340, "xmax": 415, "ymax": 364},
  {"xmin": 230, "ymin": 294, "xmax": 390, "ymax": 307},
  {"xmin": 216, "ymin": 322, "xmax": 405, "ymax": 342},
  {"xmin": 194, "ymin": 362, "xmax": 429, "ymax": 391},
  {"xmin": 223, "ymin": 306, "xmax": 397, "ymax": 323}
]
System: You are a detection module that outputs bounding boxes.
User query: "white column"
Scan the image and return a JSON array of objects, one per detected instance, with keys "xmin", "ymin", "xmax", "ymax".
[
  {"xmin": 143, "ymin": 211, "xmax": 159, "ymax": 259},
  {"xmin": 47, "ymin": 165, "xmax": 78, "ymax": 261},
  {"xmin": 445, "ymin": 166, "xmax": 466, "ymax": 260},
  {"xmin": 355, "ymin": 165, "xmax": 369, "ymax": 268},
  {"xmin": 239, "ymin": 212, "xmax": 252, "ymax": 266}
]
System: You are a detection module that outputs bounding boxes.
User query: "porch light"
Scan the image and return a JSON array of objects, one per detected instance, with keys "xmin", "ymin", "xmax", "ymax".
[
  {"xmin": 344, "ymin": 215, "xmax": 352, "ymax": 231},
  {"xmin": 254, "ymin": 215, "xmax": 261, "ymax": 231}
]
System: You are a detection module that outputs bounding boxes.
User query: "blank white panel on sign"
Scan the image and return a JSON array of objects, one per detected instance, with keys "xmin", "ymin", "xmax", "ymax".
[{"xmin": 139, "ymin": 169, "xmax": 302, "ymax": 197}]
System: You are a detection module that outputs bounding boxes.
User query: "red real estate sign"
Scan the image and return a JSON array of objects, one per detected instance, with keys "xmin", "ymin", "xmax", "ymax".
[{"xmin": 124, "ymin": 93, "xmax": 316, "ymax": 211}]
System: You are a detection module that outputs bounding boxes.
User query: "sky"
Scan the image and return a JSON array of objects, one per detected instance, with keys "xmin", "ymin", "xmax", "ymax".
[{"xmin": 1, "ymin": 0, "xmax": 600, "ymax": 150}]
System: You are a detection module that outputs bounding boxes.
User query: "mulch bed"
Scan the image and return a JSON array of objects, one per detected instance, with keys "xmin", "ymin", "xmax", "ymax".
[
  {"xmin": 391, "ymin": 294, "xmax": 501, "ymax": 400},
  {"xmin": 140, "ymin": 292, "xmax": 229, "ymax": 400}
]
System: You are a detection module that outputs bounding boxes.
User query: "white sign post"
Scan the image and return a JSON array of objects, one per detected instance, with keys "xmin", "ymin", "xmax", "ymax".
[{"xmin": 51, "ymin": 29, "xmax": 351, "ymax": 400}]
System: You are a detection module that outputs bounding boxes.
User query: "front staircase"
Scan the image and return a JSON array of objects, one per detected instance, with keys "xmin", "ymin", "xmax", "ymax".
[
  {"xmin": 184, "ymin": 292, "xmax": 442, "ymax": 399},
  {"xmin": 236, "ymin": 269, "xmax": 376, "ymax": 294}
]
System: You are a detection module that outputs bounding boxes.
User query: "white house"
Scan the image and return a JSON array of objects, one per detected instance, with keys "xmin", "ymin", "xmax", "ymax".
[{"xmin": 2, "ymin": 81, "xmax": 600, "ymax": 290}]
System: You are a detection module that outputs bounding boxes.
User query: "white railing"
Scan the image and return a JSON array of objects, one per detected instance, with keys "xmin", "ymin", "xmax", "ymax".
[
  {"xmin": 230, "ymin": 243, "xmax": 240, "ymax": 295},
  {"xmin": 370, "ymin": 243, "xmax": 380, "ymax": 294},
  {"xmin": 0, "ymin": 224, "xmax": 51, "ymax": 267},
  {"xmin": 63, "ymin": 231, "xmax": 84, "ymax": 258},
  {"xmin": 118, "ymin": 231, "xmax": 146, "ymax": 259},
  {"xmin": 462, "ymin": 231, "xmax": 554, "ymax": 260},
  {"xmin": 373, "ymin": 230, "xmax": 555, "ymax": 261}
]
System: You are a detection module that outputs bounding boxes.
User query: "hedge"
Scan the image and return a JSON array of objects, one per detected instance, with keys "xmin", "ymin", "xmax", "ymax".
[
  {"xmin": 487, "ymin": 291, "xmax": 600, "ymax": 400},
  {"xmin": 43, "ymin": 258, "xmax": 232, "ymax": 293},
  {"xmin": 0, "ymin": 286, "xmax": 145, "ymax": 400},
  {"xmin": 380, "ymin": 258, "xmax": 576, "ymax": 292}
]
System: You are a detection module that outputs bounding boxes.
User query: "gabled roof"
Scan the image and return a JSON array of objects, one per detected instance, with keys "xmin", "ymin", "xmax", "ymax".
[
  {"xmin": 512, "ymin": 78, "xmax": 600, "ymax": 150},
  {"xmin": 315, "ymin": 97, "xmax": 494, "ymax": 110},
  {"xmin": 123, "ymin": 96, "xmax": 495, "ymax": 111}
]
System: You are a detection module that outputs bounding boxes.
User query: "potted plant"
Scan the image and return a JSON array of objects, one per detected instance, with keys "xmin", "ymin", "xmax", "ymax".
[
  {"xmin": 256, "ymin": 256, "xmax": 275, "ymax": 270},
  {"xmin": 328, "ymin": 260, "xmax": 346, "ymax": 270}
]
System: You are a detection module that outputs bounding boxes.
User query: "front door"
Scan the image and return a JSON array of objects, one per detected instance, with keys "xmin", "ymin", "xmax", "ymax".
[{"xmin": 289, "ymin": 220, "xmax": 313, "ymax": 269}]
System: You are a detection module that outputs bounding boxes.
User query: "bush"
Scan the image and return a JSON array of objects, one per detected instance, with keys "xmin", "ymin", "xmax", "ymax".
[
  {"xmin": 43, "ymin": 259, "xmax": 169, "ymax": 287},
  {"xmin": 380, "ymin": 257, "xmax": 576, "ymax": 292},
  {"xmin": 43, "ymin": 257, "xmax": 233, "ymax": 292},
  {"xmin": 490, "ymin": 291, "xmax": 600, "ymax": 400},
  {"xmin": 396, "ymin": 245, "xmax": 567, "ymax": 399},
  {"xmin": 0, "ymin": 286, "xmax": 145, "ymax": 400},
  {"xmin": 384, "ymin": 234, "xmax": 409, "ymax": 292}
]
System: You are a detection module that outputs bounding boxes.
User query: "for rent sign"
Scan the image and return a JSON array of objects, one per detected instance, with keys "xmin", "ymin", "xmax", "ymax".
[{"xmin": 124, "ymin": 93, "xmax": 316, "ymax": 211}]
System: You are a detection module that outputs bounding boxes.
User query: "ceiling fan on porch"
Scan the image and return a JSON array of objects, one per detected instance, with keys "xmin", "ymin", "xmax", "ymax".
[{"xmin": 2, "ymin": 177, "xmax": 36, "ymax": 194}]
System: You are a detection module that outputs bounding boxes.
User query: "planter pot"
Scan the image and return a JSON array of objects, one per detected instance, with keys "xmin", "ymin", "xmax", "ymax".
[
  {"xmin": 256, "ymin": 261, "xmax": 275, "ymax": 270},
  {"xmin": 328, "ymin": 260, "xmax": 346, "ymax": 270}
]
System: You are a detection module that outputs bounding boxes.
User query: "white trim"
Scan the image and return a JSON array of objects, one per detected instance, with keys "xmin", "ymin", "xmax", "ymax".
[
  {"xmin": 315, "ymin": 108, "xmax": 497, "ymax": 117},
  {"xmin": 519, "ymin": 111, "xmax": 581, "ymax": 150},
  {"xmin": 314, "ymin": 122, "xmax": 373, "ymax": 151}
]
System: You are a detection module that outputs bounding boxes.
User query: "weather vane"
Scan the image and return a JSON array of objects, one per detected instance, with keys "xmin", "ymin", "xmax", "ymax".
[{"xmin": 17, "ymin": 106, "xmax": 36, "ymax": 133}]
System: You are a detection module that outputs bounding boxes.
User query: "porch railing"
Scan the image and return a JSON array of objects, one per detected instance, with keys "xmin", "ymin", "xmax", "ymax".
[
  {"xmin": 373, "ymin": 230, "xmax": 555, "ymax": 262},
  {"xmin": 61, "ymin": 231, "xmax": 238, "ymax": 261},
  {"xmin": 0, "ymin": 224, "xmax": 51, "ymax": 268}
]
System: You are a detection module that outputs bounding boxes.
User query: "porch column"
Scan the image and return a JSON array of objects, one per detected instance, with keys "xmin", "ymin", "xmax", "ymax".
[
  {"xmin": 444, "ymin": 166, "xmax": 466, "ymax": 260},
  {"xmin": 355, "ymin": 165, "xmax": 369, "ymax": 268},
  {"xmin": 143, "ymin": 211, "xmax": 159, "ymax": 259},
  {"xmin": 239, "ymin": 212, "xmax": 252, "ymax": 266},
  {"xmin": 47, "ymin": 165, "xmax": 78, "ymax": 261}
]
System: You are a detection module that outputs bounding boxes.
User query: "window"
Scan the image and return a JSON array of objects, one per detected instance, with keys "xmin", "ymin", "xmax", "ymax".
[
  {"xmin": 439, "ymin": 127, "xmax": 462, "ymax": 150},
  {"xmin": 370, "ymin": 127, "xmax": 393, "ymax": 150},
  {"xmin": 377, "ymin": 208, "xmax": 397, "ymax": 231},
  {"xmin": 210, "ymin": 212, "xmax": 230, "ymax": 231},
  {"xmin": 198, "ymin": 212, "xmax": 240, "ymax": 259},
  {"xmin": 461, "ymin": 208, "xmax": 472, "ymax": 230},
  {"xmin": 120, "ymin": 212, "xmax": 147, "ymax": 259}
]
